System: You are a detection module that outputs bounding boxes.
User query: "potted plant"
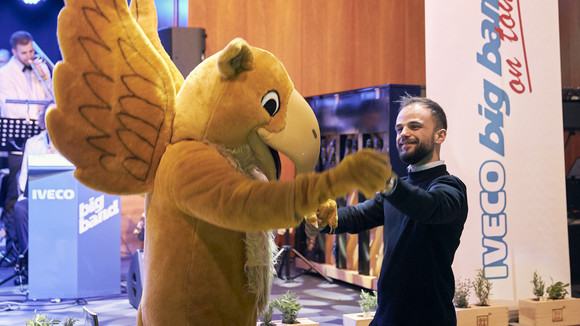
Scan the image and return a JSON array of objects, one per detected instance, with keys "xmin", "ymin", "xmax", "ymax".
[
  {"xmin": 453, "ymin": 277, "xmax": 470, "ymax": 309},
  {"xmin": 519, "ymin": 273, "xmax": 580, "ymax": 325},
  {"xmin": 472, "ymin": 268, "xmax": 492, "ymax": 306},
  {"xmin": 546, "ymin": 279, "xmax": 569, "ymax": 300},
  {"xmin": 455, "ymin": 269, "xmax": 508, "ymax": 326},
  {"xmin": 531, "ymin": 270, "xmax": 546, "ymax": 301},
  {"xmin": 26, "ymin": 311, "xmax": 78, "ymax": 326},
  {"xmin": 258, "ymin": 304, "xmax": 275, "ymax": 326},
  {"xmin": 269, "ymin": 291, "xmax": 319, "ymax": 326},
  {"xmin": 343, "ymin": 290, "xmax": 377, "ymax": 326}
]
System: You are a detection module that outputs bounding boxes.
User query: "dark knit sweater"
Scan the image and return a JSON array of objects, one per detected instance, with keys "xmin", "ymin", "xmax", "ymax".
[{"xmin": 329, "ymin": 164, "xmax": 468, "ymax": 325}]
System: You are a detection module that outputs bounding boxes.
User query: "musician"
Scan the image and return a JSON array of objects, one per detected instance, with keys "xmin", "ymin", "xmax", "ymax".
[
  {"xmin": 0, "ymin": 32, "xmax": 54, "ymax": 246},
  {"xmin": 3, "ymin": 102, "xmax": 58, "ymax": 262},
  {"xmin": 0, "ymin": 31, "xmax": 53, "ymax": 120}
]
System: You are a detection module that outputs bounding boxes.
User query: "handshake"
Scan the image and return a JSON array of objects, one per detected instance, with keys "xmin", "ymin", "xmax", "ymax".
[
  {"xmin": 300, "ymin": 148, "xmax": 395, "ymax": 238},
  {"xmin": 304, "ymin": 198, "xmax": 338, "ymax": 237}
]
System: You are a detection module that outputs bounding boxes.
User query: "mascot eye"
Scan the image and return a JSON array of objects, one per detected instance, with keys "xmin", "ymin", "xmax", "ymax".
[{"xmin": 261, "ymin": 90, "xmax": 280, "ymax": 117}]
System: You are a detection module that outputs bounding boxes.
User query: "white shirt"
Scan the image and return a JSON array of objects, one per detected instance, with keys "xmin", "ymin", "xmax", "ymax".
[
  {"xmin": 0, "ymin": 57, "xmax": 53, "ymax": 120},
  {"xmin": 407, "ymin": 160, "xmax": 446, "ymax": 173},
  {"xmin": 18, "ymin": 130, "xmax": 57, "ymax": 195}
]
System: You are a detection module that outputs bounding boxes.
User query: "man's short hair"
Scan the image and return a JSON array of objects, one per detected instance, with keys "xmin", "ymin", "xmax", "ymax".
[
  {"xmin": 398, "ymin": 94, "xmax": 448, "ymax": 131},
  {"xmin": 10, "ymin": 31, "xmax": 33, "ymax": 49}
]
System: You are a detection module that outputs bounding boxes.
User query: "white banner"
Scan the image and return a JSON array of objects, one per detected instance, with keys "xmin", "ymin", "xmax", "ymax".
[{"xmin": 425, "ymin": 0, "xmax": 569, "ymax": 304}]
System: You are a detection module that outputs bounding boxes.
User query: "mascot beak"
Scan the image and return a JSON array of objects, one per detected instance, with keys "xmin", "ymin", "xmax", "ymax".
[{"xmin": 258, "ymin": 89, "xmax": 320, "ymax": 175}]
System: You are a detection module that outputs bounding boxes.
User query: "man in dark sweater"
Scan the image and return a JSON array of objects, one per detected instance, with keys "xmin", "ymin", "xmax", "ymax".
[{"xmin": 308, "ymin": 96, "xmax": 468, "ymax": 325}]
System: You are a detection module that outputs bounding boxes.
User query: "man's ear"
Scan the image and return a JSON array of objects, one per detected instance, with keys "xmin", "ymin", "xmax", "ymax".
[{"xmin": 435, "ymin": 129, "xmax": 447, "ymax": 144}]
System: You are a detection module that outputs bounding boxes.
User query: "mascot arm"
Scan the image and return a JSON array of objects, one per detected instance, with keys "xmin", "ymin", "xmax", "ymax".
[
  {"xmin": 160, "ymin": 141, "xmax": 300, "ymax": 232},
  {"xmin": 159, "ymin": 144, "xmax": 391, "ymax": 232},
  {"xmin": 293, "ymin": 149, "xmax": 392, "ymax": 217}
]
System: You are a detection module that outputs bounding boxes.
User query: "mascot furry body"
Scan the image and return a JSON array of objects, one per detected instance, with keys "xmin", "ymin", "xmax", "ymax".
[{"xmin": 47, "ymin": 0, "xmax": 391, "ymax": 324}]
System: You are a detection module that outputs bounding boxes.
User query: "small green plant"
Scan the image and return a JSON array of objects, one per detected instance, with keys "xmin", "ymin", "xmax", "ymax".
[
  {"xmin": 26, "ymin": 311, "xmax": 60, "ymax": 326},
  {"xmin": 26, "ymin": 311, "xmax": 78, "ymax": 326},
  {"xmin": 546, "ymin": 278, "xmax": 570, "ymax": 300},
  {"xmin": 472, "ymin": 268, "xmax": 492, "ymax": 306},
  {"xmin": 531, "ymin": 270, "xmax": 545, "ymax": 300},
  {"xmin": 454, "ymin": 277, "xmax": 471, "ymax": 308},
  {"xmin": 358, "ymin": 290, "xmax": 378, "ymax": 316},
  {"xmin": 258, "ymin": 304, "xmax": 274, "ymax": 326},
  {"xmin": 271, "ymin": 291, "xmax": 302, "ymax": 324},
  {"xmin": 62, "ymin": 317, "xmax": 78, "ymax": 326}
]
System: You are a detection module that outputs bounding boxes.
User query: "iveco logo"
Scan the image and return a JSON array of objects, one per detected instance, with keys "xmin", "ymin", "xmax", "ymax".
[{"xmin": 31, "ymin": 189, "xmax": 75, "ymax": 200}]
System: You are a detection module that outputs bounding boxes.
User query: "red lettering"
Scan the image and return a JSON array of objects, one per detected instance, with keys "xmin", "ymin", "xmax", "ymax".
[
  {"xmin": 494, "ymin": 0, "xmax": 518, "ymax": 42},
  {"xmin": 498, "ymin": 0, "xmax": 513, "ymax": 12},
  {"xmin": 509, "ymin": 80, "xmax": 525, "ymax": 94},
  {"xmin": 507, "ymin": 58, "xmax": 525, "ymax": 94}
]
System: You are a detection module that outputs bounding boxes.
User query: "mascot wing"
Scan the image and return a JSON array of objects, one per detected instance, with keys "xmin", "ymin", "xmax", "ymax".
[
  {"xmin": 47, "ymin": 0, "xmax": 176, "ymax": 194},
  {"xmin": 129, "ymin": 0, "xmax": 184, "ymax": 92}
]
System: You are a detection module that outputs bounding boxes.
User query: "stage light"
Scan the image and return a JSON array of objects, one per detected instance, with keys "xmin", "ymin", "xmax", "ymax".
[{"xmin": 22, "ymin": 0, "xmax": 43, "ymax": 5}]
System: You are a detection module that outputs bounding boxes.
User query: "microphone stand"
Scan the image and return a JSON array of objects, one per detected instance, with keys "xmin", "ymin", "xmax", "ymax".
[{"xmin": 274, "ymin": 228, "xmax": 332, "ymax": 283}]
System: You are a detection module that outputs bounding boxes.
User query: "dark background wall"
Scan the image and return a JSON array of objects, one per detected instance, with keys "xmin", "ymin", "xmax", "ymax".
[{"xmin": 0, "ymin": 0, "xmax": 64, "ymax": 62}]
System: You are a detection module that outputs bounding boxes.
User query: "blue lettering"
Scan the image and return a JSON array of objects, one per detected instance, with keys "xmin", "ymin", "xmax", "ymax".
[
  {"xmin": 477, "ymin": 0, "xmax": 502, "ymax": 76},
  {"xmin": 479, "ymin": 160, "xmax": 508, "ymax": 279},
  {"xmin": 478, "ymin": 79, "xmax": 511, "ymax": 156},
  {"xmin": 477, "ymin": 20, "xmax": 502, "ymax": 76}
]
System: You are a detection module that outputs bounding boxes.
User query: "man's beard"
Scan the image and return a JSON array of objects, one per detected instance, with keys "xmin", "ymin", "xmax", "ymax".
[{"xmin": 399, "ymin": 140, "xmax": 434, "ymax": 165}]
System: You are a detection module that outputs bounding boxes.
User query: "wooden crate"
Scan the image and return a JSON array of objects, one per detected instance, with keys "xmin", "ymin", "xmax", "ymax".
[
  {"xmin": 455, "ymin": 303, "xmax": 509, "ymax": 326},
  {"xmin": 518, "ymin": 298, "xmax": 580, "ymax": 326},
  {"xmin": 343, "ymin": 312, "xmax": 373, "ymax": 326}
]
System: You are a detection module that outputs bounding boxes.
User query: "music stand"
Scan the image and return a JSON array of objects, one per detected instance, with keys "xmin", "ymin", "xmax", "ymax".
[
  {"xmin": 0, "ymin": 245, "xmax": 28, "ymax": 292},
  {"xmin": 0, "ymin": 117, "xmax": 42, "ymax": 152},
  {"xmin": 274, "ymin": 228, "xmax": 332, "ymax": 283}
]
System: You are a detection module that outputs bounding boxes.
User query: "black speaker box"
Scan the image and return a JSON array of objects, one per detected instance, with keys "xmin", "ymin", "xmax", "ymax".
[
  {"xmin": 563, "ymin": 101, "xmax": 580, "ymax": 131},
  {"xmin": 158, "ymin": 27, "xmax": 206, "ymax": 77},
  {"xmin": 127, "ymin": 249, "xmax": 144, "ymax": 309}
]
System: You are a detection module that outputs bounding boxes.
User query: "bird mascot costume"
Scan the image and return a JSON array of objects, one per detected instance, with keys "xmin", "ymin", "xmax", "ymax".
[{"xmin": 47, "ymin": 0, "xmax": 392, "ymax": 324}]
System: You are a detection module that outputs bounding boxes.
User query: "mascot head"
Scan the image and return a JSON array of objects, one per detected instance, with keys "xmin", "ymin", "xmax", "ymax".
[{"xmin": 173, "ymin": 38, "xmax": 320, "ymax": 181}]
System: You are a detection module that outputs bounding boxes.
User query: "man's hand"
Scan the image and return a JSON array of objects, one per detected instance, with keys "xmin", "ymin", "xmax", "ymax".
[{"xmin": 30, "ymin": 57, "xmax": 48, "ymax": 80}]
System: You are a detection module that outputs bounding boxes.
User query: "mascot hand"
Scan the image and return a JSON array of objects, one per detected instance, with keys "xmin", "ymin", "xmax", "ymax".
[
  {"xmin": 294, "ymin": 149, "xmax": 391, "ymax": 218},
  {"xmin": 304, "ymin": 199, "xmax": 337, "ymax": 235},
  {"xmin": 331, "ymin": 149, "xmax": 392, "ymax": 199}
]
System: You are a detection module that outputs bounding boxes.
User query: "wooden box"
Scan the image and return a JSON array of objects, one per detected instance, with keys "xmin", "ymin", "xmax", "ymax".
[
  {"xmin": 518, "ymin": 298, "xmax": 580, "ymax": 326},
  {"xmin": 343, "ymin": 312, "xmax": 373, "ymax": 326},
  {"xmin": 455, "ymin": 303, "xmax": 509, "ymax": 326}
]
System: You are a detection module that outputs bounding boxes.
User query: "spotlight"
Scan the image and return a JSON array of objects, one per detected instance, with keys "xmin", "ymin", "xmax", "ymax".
[{"xmin": 22, "ymin": 0, "xmax": 44, "ymax": 5}]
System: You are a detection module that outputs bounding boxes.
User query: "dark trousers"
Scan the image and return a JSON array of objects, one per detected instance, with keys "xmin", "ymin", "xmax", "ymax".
[
  {"xmin": 1, "ymin": 153, "xmax": 24, "ymax": 260},
  {"xmin": 4, "ymin": 153, "xmax": 23, "ymax": 212}
]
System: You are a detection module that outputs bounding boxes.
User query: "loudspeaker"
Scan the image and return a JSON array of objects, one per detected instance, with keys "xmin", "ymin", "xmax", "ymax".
[
  {"xmin": 127, "ymin": 249, "xmax": 144, "ymax": 309},
  {"xmin": 158, "ymin": 27, "xmax": 206, "ymax": 77},
  {"xmin": 563, "ymin": 101, "xmax": 580, "ymax": 131}
]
